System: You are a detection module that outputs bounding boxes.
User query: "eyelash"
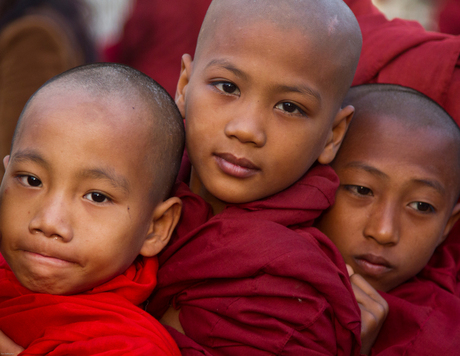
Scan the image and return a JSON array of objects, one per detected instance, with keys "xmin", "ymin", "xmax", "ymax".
[
  {"xmin": 344, "ymin": 185, "xmax": 373, "ymax": 197},
  {"xmin": 344, "ymin": 185, "xmax": 435, "ymax": 214},
  {"xmin": 17, "ymin": 174, "xmax": 112, "ymax": 205},
  {"xmin": 408, "ymin": 201, "xmax": 435, "ymax": 214},
  {"xmin": 83, "ymin": 192, "xmax": 111, "ymax": 204},
  {"xmin": 17, "ymin": 174, "xmax": 42, "ymax": 187},
  {"xmin": 212, "ymin": 81, "xmax": 307, "ymax": 116}
]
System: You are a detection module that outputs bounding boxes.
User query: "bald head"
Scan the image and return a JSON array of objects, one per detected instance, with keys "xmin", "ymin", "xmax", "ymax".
[
  {"xmin": 343, "ymin": 84, "xmax": 460, "ymax": 141},
  {"xmin": 14, "ymin": 63, "xmax": 185, "ymax": 199},
  {"xmin": 342, "ymin": 83, "xmax": 460, "ymax": 191},
  {"xmin": 196, "ymin": 0, "xmax": 362, "ymax": 101}
]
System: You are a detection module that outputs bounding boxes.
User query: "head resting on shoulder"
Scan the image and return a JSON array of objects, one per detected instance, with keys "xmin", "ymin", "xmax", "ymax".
[{"xmin": 316, "ymin": 83, "xmax": 460, "ymax": 292}]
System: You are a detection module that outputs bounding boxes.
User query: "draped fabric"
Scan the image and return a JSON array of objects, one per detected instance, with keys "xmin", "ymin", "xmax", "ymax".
[
  {"xmin": 149, "ymin": 164, "xmax": 361, "ymax": 355},
  {"xmin": 0, "ymin": 255, "xmax": 180, "ymax": 355}
]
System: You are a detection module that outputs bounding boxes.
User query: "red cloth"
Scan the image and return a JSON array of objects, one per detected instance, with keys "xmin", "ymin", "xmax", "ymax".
[
  {"xmin": 0, "ymin": 255, "xmax": 180, "ymax": 356},
  {"xmin": 342, "ymin": 1, "xmax": 460, "ymax": 354},
  {"xmin": 103, "ymin": 0, "xmax": 211, "ymax": 97},
  {"xmin": 370, "ymin": 278, "xmax": 460, "ymax": 355},
  {"xmin": 149, "ymin": 164, "xmax": 361, "ymax": 355}
]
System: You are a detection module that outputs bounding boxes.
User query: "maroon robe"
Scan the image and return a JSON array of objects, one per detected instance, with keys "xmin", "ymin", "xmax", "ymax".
[
  {"xmin": 149, "ymin": 164, "xmax": 361, "ymax": 355},
  {"xmin": 0, "ymin": 255, "xmax": 180, "ymax": 356},
  {"xmin": 342, "ymin": 1, "xmax": 460, "ymax": 354}
]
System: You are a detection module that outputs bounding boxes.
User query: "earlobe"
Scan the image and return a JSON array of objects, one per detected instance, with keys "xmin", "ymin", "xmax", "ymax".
[
  {"xmin": 441, "ymin": 202, "xmax": 460, "ymax": 243},
  {"xmin": 175, "ymin": 54, "xmax": 193, "ymax": 118},
  {"xmin": 317, "ymin": 105, "xmax": 354, "ymax": 165},
  {"xmin": 139, "ymin": 197, "xmax": 182, "ymax": 257}
]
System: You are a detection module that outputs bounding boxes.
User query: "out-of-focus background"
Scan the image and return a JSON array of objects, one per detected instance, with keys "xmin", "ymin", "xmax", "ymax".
[
  {"xmin": 86, "ymin": 0, "xmax": 459, "ymax": 55},
  {"xmin": 0, "ymin": 0, "xmax": 458, "ymax": 176}
]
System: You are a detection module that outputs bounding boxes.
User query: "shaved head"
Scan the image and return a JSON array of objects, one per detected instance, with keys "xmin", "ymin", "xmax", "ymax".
[
  {"xmin": 196, "ymin": 0, "xmax": 362, "ymax": 102},
  {"xmin": 342, "ymin": 83, "xmax": 460, "ymax": 196},
  {"xmin": 14, "ymin": 63, "xmax": 185, "ymax": 199},
  {"xmin": 343, "ymin": 84, "xmax": 460, "ymax": 141}
]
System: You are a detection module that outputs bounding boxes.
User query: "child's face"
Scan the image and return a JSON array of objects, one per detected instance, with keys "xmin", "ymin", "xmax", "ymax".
[
  {"xmin": 316, "ymin": 115, "xmax": 460, "ymax": 292},
  {"xmin": 177, "ymin": 19, "xmax": 351, "ymax": 208},
  {"xmin": 0, "ymin": 88, "xmax": 163, "ymax": 295}
]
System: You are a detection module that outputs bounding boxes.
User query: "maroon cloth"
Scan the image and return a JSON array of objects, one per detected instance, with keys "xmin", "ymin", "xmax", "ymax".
[
  {"xmin": 103, "ymin": 0, "xmax": 211, "ymax": 96},
  {"xmin": 149, "ymin": 164, "xmax": 361, "ymax": 355},
  {"xmin": 342, "ymin": 1, "xmax": 460, "ymax": 354},
  {"xmin": 0, "ymin": 254, "xmax": 180, "ymax": 356},
  {"xmin": 370, "ymin": 278, "xmax": 460, "ymax": 355}
]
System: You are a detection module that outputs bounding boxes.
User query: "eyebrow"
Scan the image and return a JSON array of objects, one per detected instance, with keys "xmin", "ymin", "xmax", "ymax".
[
  {"xmin": 77, "ymin": 168, "xmax": 130, "ymax": 194},
  {"xmin": 344, "ymin": 161, "xmax": 446, "ymax": 195},
  {"xmin": 344, "ymin": 162, "xmax": 389, "ymax": 179},
  {"xmin": 205, "ymin": 59, "xmax": 321, "ymax": 102},
  {"xmin": 205, "ymin": 59, "xmax": 249, "ymax": 80},
  {"xmin": 11, "ymin": 150, "xmax": 49, "ymax": 168}
]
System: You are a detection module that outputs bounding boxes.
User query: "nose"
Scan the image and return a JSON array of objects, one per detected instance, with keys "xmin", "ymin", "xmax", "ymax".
[
  {"xmin": 29, "ymin": 192, "xmax": 73, "ymax": 242},
  {"xmin": 363, "ymin": 201, "xmax": 400, "ymax": 246},
  {"xmin": 224, "ymin": 101, "xmax": 267, "ymax": 147}
]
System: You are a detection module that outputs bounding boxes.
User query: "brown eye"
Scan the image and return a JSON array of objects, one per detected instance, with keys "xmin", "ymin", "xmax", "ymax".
[
  {"xmin": 213, "ymin": 82, "xmax": 240, "ymax": 95},
  {"xmin": 18, "ymin": 175, "xmax": 42, "ymax": 187},
  {"xmin": 410, "ymin": 201, "xmax": 434, "ymax": 213},
  {"xmin": 356, "ymin": 186, "xmax": 372, "ymax": 195},
  {"xmin": 84, "ymin": 192, "xmax": 110, "ymax": 204}
]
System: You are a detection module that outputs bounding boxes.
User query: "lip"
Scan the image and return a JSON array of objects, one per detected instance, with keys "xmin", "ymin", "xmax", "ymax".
[
  {"xmin": 23, "ymin": 250, "xmax": 77, "ymax": 267},
  {"xmin": 214, "ymin": 153, "xmax": 260, "ymax": 178},
  {"xmin": 353, "ymin": 254, "xmax": 393, "ymax": 276}
]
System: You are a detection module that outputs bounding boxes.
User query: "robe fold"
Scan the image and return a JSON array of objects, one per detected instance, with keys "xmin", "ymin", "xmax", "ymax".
[
  {"xmin": 0, "ymin": 255, "xmax": 180, "ymax": 356},
  {"xmin": 342, "ymin": 1, "xmax": 460, "ymax": 354},
  {"xmin": 149, "ymin": 164, "xmax": 361, "ymax": 355}
]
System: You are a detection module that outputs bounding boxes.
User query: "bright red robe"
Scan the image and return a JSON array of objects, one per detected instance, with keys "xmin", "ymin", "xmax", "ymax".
[
  {"xmin": 149, "ymin": 164, "xmax": 361, "ymax": 355},
  {"xmin": 0, "ymin": 255, "xmax": 180, "ymax": 356},
  {"xmin": 342, "ymin": 1, "xmax": 460, "ymax": 354}
]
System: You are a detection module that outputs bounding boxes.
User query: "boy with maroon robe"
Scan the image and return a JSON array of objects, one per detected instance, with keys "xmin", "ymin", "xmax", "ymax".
[
  {"xmin": 147, "ymin": 0, "xmax": 364, "ymax": 355},
  {"xmin": 0, "ymin": 63, "xmax": 184, "ymax": 355},
  {"xmin": 317, "ymin": 84, "xmax": 460, "ymax": 355}
]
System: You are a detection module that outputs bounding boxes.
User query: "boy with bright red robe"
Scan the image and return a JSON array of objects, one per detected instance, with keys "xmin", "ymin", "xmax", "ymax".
[{"xmin": 0, "ymin": 63, "xmax": 184, "ymax": 355}]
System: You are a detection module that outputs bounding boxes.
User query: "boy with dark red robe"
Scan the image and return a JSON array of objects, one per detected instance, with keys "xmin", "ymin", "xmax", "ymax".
[
  {"xmin": 0, "ymin": 63, "xmax": 184, "ymax": 355},
  {"xmin": 147, "ymin": 0, "xmax": 364, "ymax": 355},
  {"xmin": 317, "ymin": 84, "xmax": 460, "ymax": 355}
]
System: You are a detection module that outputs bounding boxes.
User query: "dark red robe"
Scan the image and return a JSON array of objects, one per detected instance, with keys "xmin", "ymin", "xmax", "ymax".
[
  {"xmin": 342, "ymin": 1, "xmax": 460, "ymax": 354},
  {"xmin": 149, "ymin": 164, "xmax": 361, "ymax": 355},
  {"xmin": 0, "ymin": 255, "xmax": 180, "ymax": 356}
]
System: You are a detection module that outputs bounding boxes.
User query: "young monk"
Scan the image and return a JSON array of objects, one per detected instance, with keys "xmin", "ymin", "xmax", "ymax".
[
  {"xmin": 316, "ymin": 84, "xmax": 460, "ymax": 355},
  {"xmin": 0, "ymin": 63, "xmax": 184, "ymax": 355},
  {"xmin": 147, "ymin": 0, "xmax": 364, "ymax": 355}
]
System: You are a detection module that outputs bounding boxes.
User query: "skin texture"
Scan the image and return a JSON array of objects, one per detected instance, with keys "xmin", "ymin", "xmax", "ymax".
[
  {"xmin": 0, "ymin": 85, "xmax": 182, "ymax": 295},
  {"xmin": 316, "ymin": 90, "xmax": 460, "ymax": 294},
  {"xmin": 176, "ymin": 0, "xmax": 362, "ymax": 214}
]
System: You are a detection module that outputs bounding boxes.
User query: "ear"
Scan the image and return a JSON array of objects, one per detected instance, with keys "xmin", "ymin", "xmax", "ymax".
[
  {"xmin": 440, "ymin": 202, "xmax": 460, "ymax": 245},
  {"xmin": 3, "ymin": 155, "xmax": 10, "ymax": 171},
  {"xmin": 175, "ymin": 54, "xmax": 194, "ymax": 118},
  {"xmin": 139, "ymin": 197, "xmax": 182, "ymax": 257},
  {"xmin": 317, "ymin": 105, "xmax": 354, "ymax": 165}
]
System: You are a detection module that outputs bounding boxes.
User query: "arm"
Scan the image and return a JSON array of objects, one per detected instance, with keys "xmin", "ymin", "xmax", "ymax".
[
  {"xmin": 0, "ymin": 330, "xmax": 24, "ymax": 356},
  {"xmin": 346, "ymin": 265, "xmax": 389, "ymax": 355}
]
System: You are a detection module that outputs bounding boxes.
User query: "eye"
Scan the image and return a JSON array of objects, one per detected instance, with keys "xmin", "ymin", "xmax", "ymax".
[
  {"xmin": 213, "ymin": 81, "xmax": 240, "ymax": 96},
  {"xmin": 84, "ymin": 192, "xmax": 110, "ymax": 204},
  {"xmin": 18, "ymin": 175, "xmax": 42, "ymax": 187},
  {"xmin": 275, "ymin": 102, "xmax": 306, "ymax": 116},
  {"xmin": 345, "ymin": 185, "xmax": 373, "ymax": 196},
  {"xmin": 409, "ymin": 201, "xmax": 435, "ymax": 213}
]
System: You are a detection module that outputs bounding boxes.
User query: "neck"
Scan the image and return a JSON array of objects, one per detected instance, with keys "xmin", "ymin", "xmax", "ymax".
[{"xmin": 189, "ymin": 167, "xmax": 226, "ymax": 215}]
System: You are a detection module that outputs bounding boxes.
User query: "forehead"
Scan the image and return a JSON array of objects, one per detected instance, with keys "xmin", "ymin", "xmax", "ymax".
[
  {"xmin": 335, "ymin": 114, "xmax": 460, "ymax": 196},
  {"xmin": 196, "ymin": 18, "xmax": 341, "ymax": 103},
  {"xmin": 14, "ymin": 87, "xmax": 154, "ymax": 180}
]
